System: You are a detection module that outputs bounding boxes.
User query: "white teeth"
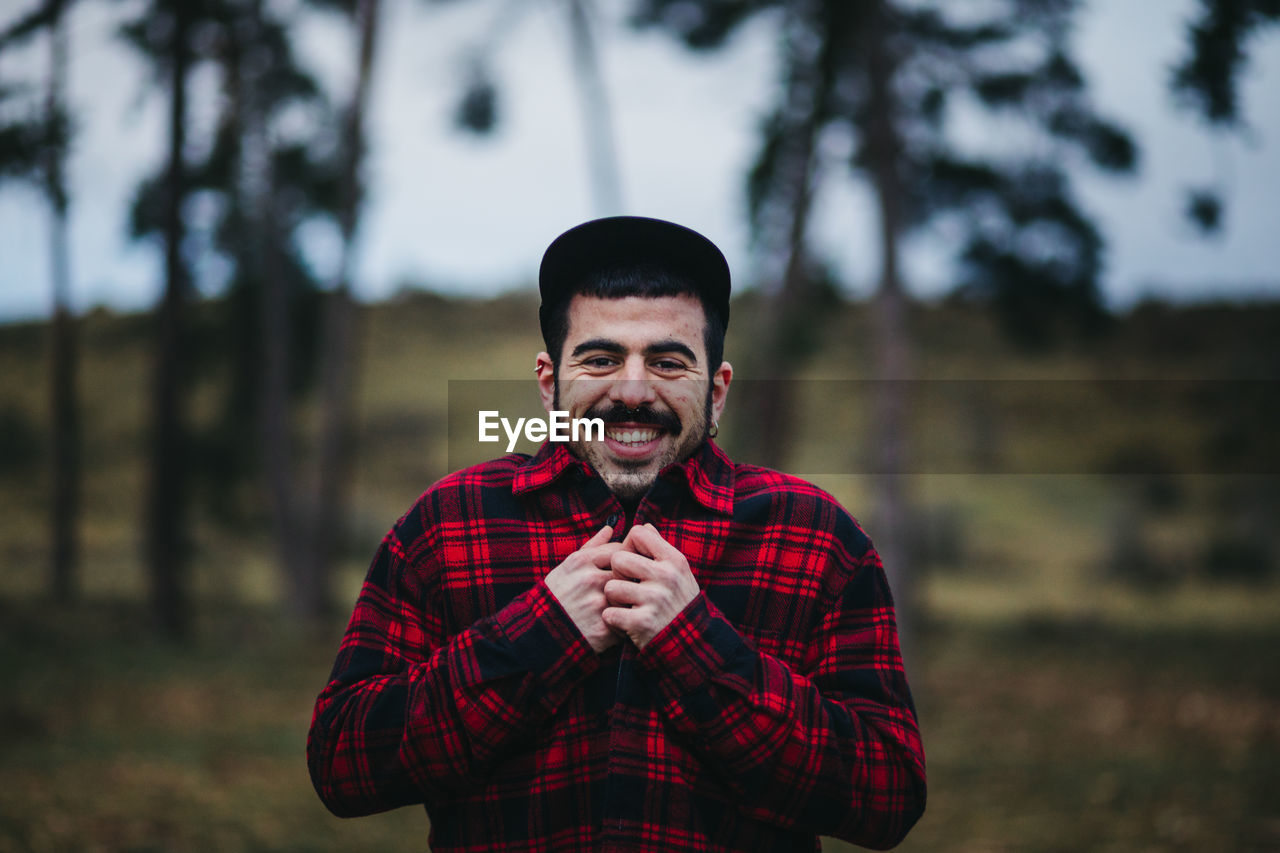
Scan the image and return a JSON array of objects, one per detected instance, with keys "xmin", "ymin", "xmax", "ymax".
[{"xmin": 607, "ymin": 428, "xmax": 658, "ymax": 445}]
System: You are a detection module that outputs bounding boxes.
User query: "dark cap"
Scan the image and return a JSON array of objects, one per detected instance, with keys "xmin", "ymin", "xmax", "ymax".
[{"xmin": 538, "ymin": 216, "xmax": 731, "ymax": 342}]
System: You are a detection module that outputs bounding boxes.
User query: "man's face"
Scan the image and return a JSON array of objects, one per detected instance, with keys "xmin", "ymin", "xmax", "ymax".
[{"xmin": 537, "ymin": 293, "xmax": 732, "ymax": 502}]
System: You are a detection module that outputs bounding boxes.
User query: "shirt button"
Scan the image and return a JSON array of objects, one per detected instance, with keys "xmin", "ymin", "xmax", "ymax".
[{"xmin": 606, "ymin": 513, "xmax": 621, "ymax": 528}]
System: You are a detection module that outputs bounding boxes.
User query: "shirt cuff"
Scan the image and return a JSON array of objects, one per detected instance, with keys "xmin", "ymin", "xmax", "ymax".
[
  {"xmin": 637, "ymin": 593, "xmax": 755, "ymax": 702},
  {"xmin": 491, "ymin": 580, "xmax": 601, "ymax": 711}
]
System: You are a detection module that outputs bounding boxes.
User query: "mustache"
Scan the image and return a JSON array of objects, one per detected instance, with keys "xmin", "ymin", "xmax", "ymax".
[{"xmin": 585, "ymin": 403, "xmax": 681, "ymax": 433}]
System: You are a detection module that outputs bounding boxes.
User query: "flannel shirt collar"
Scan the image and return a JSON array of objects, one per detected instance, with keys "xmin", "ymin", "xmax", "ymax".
[{"xmin": 512, "ymin": 439, "xmax": 736, "ymax": 517}]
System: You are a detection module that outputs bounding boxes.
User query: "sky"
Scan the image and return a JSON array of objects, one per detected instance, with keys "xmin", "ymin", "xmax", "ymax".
[{"xmin": 1, "ymin": 0, "xmax": 1278, "ymax": 322}]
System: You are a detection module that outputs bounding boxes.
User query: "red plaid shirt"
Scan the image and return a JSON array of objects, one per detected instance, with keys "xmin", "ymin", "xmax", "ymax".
[{"xmin": 308, "ymin": 439, "xmax": 926, "ymax": 851}]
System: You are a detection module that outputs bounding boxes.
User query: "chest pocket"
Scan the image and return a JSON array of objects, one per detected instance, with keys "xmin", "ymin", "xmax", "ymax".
[{"xmin": 700, "ymin": 577, "xmax": 816, "ymax": 671}]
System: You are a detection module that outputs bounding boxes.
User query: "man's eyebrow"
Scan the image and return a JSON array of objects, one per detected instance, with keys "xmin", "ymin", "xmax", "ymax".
[
  {"xmin": 569, "ymin": 337, "xmax": 699, "ymax": 364},
  {"xmin": 644, "ymin": 340, "xmax": 698, "ymax": 364},
  {"xmin": 570, "ymin": 338, "xmax": 626, "ymax": 358}
]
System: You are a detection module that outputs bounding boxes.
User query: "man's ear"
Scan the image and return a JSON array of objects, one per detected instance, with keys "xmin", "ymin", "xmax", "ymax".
[
  {"xmin": 536, "ymin": 352, "xmax": 556, "ymax": 413},
  {"xmin": 710, "ymin": 360, "xmax": 732, "ymax": 425}
]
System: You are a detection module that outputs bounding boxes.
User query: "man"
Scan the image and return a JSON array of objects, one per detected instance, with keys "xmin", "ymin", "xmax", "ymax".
[{"xmin": 307, "ymin": 216, "xmax": 926, "ymax": 851}]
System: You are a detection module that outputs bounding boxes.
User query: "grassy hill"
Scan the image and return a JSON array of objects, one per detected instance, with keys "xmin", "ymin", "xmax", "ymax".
[{"xmin": 1, "ymin": 292, "xmax": 1277, "ymax": 851}]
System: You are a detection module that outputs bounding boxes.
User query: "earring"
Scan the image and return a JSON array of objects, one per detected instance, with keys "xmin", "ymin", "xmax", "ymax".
[{"xmin": 709, "ymin": 421, "xmax": 719, "ymax": 438}]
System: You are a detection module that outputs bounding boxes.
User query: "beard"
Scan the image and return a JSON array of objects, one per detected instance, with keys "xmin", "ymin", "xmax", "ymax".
[{"xmin": 555, "ymin": 377, "xmax": 714, "ymax": 502}]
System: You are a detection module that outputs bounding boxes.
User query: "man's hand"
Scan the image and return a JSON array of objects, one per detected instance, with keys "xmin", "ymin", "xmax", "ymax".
[
  {"xmin": 544, "ymin": 525, "xmax": 624, "ymax": 654},
  {"xmin": 602, "ymin": 523, "xmax": 700, "ymax": 650}
]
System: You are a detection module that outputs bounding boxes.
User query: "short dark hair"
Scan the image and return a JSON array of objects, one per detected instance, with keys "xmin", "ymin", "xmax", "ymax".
[{"xmin": 542, "ymin": 262, "xmax": 727, "ymax": 372}]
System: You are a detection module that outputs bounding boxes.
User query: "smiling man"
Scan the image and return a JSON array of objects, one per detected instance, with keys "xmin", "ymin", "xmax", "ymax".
[
  {"xmin": 540, "ymin": 291, "xmax": 725, "ymax": 503},
  {"xmin": 308, "ymin": 217, "xmax": 926, "ymax": 851}
]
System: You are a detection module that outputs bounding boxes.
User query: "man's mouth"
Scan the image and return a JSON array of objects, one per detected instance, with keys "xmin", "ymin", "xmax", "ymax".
[
  {"xmin": 605, "ymin": 426, "xmax": 661, "ymax": 446},
  {"xmin": 584, "ymin": 404, "xmax": 681, "ymax": 459},
  {"xmin": 599, "ymin": 421, "xmax": 669, "ymax": 460}
]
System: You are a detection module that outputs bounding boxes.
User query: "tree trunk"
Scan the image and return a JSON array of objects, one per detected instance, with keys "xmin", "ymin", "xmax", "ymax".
[
  {"xmin": 301, "ymin": 0, "xmax": 382, "ymax": 623},
  {"xmin": 44, "ymin": 0, "xmax": 79, "ymax": 604},
  {"xmin": 146, "ymin": 0, "xmax": 192, "ymax": 640},
  {"xmin": 737, "ymin": 4, "xmax": 829, "ymax": 469},
  {"xmin": 259, "ymin": 181, "xmax": 300, "ymax": 612},
  {"xmin": 301, "ymin": 289, "xmax": 352, "ymax": 623},
  {"xmin": 223, "ymin": 0, "xmax": 308, "ymax": 619},
  {"xmin": 863, "ymin": 0, "xmax": 916, "ymax": 660},
  {"xmin": 738, "ymin": 144, "xmax": 819, "ymax": 470},
  {"xmin": 565, "ymin": 0, "xmax": 623, "ymax": 215},
  {"xmin": 50, "ymin": 272, "xmax": 79, "ymax": 604}
]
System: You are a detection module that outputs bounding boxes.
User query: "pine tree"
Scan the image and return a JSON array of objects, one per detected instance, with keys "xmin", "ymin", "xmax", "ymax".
[{"xmin": 632, "ymin": 0, "xmax": 1139, "ymax": 652}]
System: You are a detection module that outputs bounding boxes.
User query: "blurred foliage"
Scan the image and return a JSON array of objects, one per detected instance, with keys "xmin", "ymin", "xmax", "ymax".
[
  {"xmin": 0, "ymin": 0, "xmax": 69, "ymax": 52},
  {"xmin": 0, "ymin": 25, "xmax": 72, "ymax": 198},
  {"xmin": 1171, "ymin": 0, "xmax": 1280, "ymax": 126},
  {"xmin": 1185, "ymin": 187, "xmax": 1224, "ymax": 233},
  {"xmin": 0, "ymin": 102, "xmax": 46, "ymax": 182},
  {"xmin": 454, "ymin": 60, "xmax": 499, "ymax": 134},
  {"xmin": 117, "ymin": 0, "xmax": 345, "ymax": 525},
  {"xmin": 1169, "ymin": 0, "xmax": 1280, "ymax": 234},
  {"xmin": 635, "ymin": 0, "xmax": 1137, "ymax": 350}
]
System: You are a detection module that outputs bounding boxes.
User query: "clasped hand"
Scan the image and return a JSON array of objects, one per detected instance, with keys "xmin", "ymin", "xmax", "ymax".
[{"xmin": 544, "ymin": 523, "xmax": 699, "ymax": 652}]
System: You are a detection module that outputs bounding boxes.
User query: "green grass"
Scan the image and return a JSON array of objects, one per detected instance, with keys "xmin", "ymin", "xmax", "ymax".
[
  {"xmin": 1, "ymin": 603, "xmax": 1274, "ymax": 852},
  {"xmin": 0, "ymin": 602, "xmax": 425, "ymax": 853},
  {"xmin": 886, "ymin": 621, "xmax": 1280, "ymax": 853}
]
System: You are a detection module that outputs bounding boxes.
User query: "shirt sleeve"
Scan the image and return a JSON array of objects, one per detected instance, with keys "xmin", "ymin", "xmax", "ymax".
[
  {"xmin": 306, "ymin": 520, "xmax": 601, "ymax": 817},
  {"xmin": 635, "ymin": 538, "xmax": 926, "ymax": 850}
]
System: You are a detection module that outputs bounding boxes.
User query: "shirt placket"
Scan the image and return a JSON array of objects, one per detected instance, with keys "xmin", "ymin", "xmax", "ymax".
[{"xmin": 600, "ymin": 492, "xmax": 669, "ymax": 850}]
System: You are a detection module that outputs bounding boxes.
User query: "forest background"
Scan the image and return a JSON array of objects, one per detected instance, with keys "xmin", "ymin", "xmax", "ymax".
[{"xmin": 1, "ymin": 0, "xmax": 1278, "ymax": 850}]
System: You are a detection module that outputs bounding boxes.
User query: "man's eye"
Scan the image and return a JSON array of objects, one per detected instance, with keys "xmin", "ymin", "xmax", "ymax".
[
  {"xmin": 584, "ymin": 357, "xmax": 617, "ymax": 368},
  {"xmin": 652, "ymin": 359, "xmax": 687, "ymax": 372}
]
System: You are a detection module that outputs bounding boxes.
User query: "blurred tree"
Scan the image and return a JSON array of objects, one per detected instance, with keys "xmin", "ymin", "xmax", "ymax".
[
  {"xmin": 0, "ymin": 0, "xmax": 82, "ymax": 605},
  {"xmin": 565, "ymin": 0, "xmax": 623, "ymax": 214},
  {"xmin": 127, "ymin": 0, "xmax": 344, "ymax": 624},
  {"xmin": 224, "ymin": 0, "xmax": 327, "ymax": 626},
  {"xmin": 447, "ymin": 0, "xmax": 625, "ymax": 214},
  {"xmin": 632, "ymin": 0, "xmax": 1138, "ymax": 650},
  {"xmin": 733, "ymin": 1, "xmax": 837, "ymax": 469},
  {"xmin": 115, "ymin": 0, "xmax": 207, "ymax": 639},
  {"xmin": 301, "ymin": 0, "xmax": 383, "ymax": 623},
  {"xmin": 1169, "ymin": 0, "xmax": 1279, "ymax": 233}
]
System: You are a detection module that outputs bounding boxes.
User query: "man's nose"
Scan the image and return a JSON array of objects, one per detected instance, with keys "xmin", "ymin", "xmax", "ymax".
[{"xmin": 610, "ymin": 358, "xmax": 655, "ymax": 408}]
